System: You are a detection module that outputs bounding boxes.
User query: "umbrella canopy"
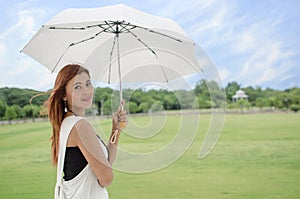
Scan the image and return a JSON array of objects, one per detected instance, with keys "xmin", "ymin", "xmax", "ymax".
[{"xmin": 21, "ymin": 4, "xmax": 200, "ymax": 86}]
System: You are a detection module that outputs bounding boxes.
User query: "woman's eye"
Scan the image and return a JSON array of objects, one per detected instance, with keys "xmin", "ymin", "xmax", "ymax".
[
  {"xmin": 74, "ymin": 85, "xmax": 81, "ymax": 90},
  {"xmin": 86, "ymin": 81, "xmax": 92, "ymax": 87}
]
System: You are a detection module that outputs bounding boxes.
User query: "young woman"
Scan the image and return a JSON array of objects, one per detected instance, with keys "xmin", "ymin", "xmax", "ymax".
[{"xmin": 47, "ymin": 64, "xmax": 127, "ymax": 198}]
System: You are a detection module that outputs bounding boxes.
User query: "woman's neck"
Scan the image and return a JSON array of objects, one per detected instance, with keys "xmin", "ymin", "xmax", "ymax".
[{"xmin": 68, "ymin": 107, "xmax": 85, "ymax": 117}]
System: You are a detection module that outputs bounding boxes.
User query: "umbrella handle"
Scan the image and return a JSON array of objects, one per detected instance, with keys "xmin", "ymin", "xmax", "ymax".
[
  {"xmin": 110, "ymin": 101, "xmax": 125, "ymax": 144},
  {"xmin": 110, "ymin": 129, "xmax": 118, "ymax": 144}
]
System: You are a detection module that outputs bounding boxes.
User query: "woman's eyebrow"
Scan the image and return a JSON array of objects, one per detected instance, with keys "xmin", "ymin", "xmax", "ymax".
[{"xmin": 73, "ymin": 82, "xmax": 83, "ymax": 86}]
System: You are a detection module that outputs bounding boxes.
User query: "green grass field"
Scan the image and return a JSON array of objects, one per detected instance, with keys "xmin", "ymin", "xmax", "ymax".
[{"xmin": 0, "ymin": 113, "xmax": 299, "ymax": 199}]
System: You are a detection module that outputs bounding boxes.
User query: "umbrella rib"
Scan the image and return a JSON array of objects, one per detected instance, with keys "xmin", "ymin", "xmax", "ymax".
[
  {"xmin": 51, "ymin": 34, "xmax": 101, "ymax": 72},
  {"xmin": 49, "ymin": 26, "xmax": 112, "ymax": 72},
  {"xmin": 51, "ymin": 45, "xmax": 71, "ymax": 73},
  {"xmin": 71, "ymin": 28, "xmax": 109, "ymax": 46},
  {"xmin": 49, "ymin": 26, "xmax": 85, "ymax": 30},
  {"xmin": 121, "ymin": 25, "xmax": 156, "ymax": 55},
  {"xmin": 122, "ymin": 26, "xmax": 169, "ymax": 83},
  {"xmin": 49, "ymin": 24, "xmax": 111, "ymax": 46},
  {"xmin": 133, "ymin": 24, "xmax": 183, "ymax": 43}
]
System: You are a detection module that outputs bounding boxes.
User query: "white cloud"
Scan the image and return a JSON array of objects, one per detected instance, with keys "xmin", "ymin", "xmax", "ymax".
[
  {"xmin": 218, "ymin": 68, "xmax": 230, "ymax": 83},
  {"xmin": 0, "ymin": 6, "xmax": 49, "ymax": 90},
  {"xmin": 14, "ymin": 0, "xmax": 36, "ymax": 9},
  {"xmin": 3, "ymin": 54, "xmax": 55, "ymax": 90},
  {"xmin": 172, "ymin": 0, "xmax": 300, "ymax": 89},
  {"xmin": 0, "ymin": 8, "xmax": 45, "ymax": 40},
  {"xmin": 233, "ymin": 38, "xmax": 296, "ymax": 88}
]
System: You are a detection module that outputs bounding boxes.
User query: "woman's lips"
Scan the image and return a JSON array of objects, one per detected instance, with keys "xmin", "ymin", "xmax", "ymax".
[{"xmin": 82, "ymin": 96, "xmax": 92, "ymax": 102}]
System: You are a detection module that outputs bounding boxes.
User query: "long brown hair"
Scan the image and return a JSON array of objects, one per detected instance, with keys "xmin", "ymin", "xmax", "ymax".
[{"xmin": 47, "ymin": 64, "xmax": 90, "ymax": 165}]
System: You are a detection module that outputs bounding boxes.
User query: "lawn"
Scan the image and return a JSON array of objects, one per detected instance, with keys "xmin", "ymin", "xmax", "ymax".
[{"xmin": 0, "ymin": 113, "xmax": 299, "ymax": 199}]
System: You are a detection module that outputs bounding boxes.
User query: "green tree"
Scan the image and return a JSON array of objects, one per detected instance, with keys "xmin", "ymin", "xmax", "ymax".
[
  {"xmin": 130, "ymin": 89, "xmax": 143, "ymax": 106},
  {"xmin": 195, "ymin": 80, "xmax": 225, "ymax": 108},
  {"xmin": 175, "ymin": 90, "xmax": 196, "ymax": 109},
  {"xmin": 103, "ymin": 100, "xmax": 112, "ymax": 115},
  {"xmin": 5, "ymin": 106, "xmax": 17, "ymax": 124},
  {"xmin": 138, "ymin": 102, "xmax": 149, "ymax": 113},
  {"xmin": 286, "ymin": 87, "xmax": 300, "ymax": 107},
  {"xmin": 0, "ymin": 87, "xmax": 48, "ymax": 107},
  {"xmin": 290, "ymin": 104, "xmax": 300, "ymax": 112},
  {"xmin": 243, "ymin": 86, "xmax": 264, "ymax": 106},
  {"xmin": 128, "ymin": 101, "xmax": 138, "ymax": 114},
  {"xmin": 208, "ymin": 81, "xmax": 226, "ymax": 108},
  {"xmin": 11, "ymin": 105, "xmax": 23, "ymax": 119},
  {"xmin": 194, "ymin": 80, "xmax": 209, "ymax": 97},
  {"xmin": 23, "ymin": 105, "xmax": 40, "ymax": 121},
  {"xmin": 94, "ymin": 87, "xmax": 114, "ymax": 115},
  {"xmin": 0, "ymin": 99, "xmax": 7, "ymax": 118},
  {"xmin": 255, "ymin": 97, "xmax": 269, "ymax": 109},
  {"xmin": 163, "ymin": 94, "xmax": 175, "ymax": 110},
  {"xmin": 225, "ymin": 81, "xmax": 240, "ymax": 102},
  {"xmin": 197, "ymin": 95, "xmax": 211, "ymax": 109},
  {"xmin": 231, "ymin": 99, "xmax": 251, "ymax": 113},
  {"xmin": 149, "ymin": 101, "xmax": 164, "ymax": 112}
]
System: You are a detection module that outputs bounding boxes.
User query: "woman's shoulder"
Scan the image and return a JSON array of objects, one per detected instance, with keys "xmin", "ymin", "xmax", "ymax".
[
  {"xmin": 61, "ymin": 116, "xmax": 91, "ymax": 130},
  {"xmin": 68, "ymin": 117, "xmax": 95, "ymax": 135},
  {"xmin": 75, "ymin": 117, "xmax": 92, "ymax": 128},
  {"xmin": 62, "ymin": 115, "xmax": 88, "ymax": 124},
  {"xmin": 69, "ymin": 117, "xmax": 99, "ymax": 147}
]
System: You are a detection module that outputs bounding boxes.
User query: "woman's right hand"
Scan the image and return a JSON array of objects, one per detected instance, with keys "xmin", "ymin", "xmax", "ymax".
[{"xmin": 112, "ymin": 100, "xmax": 127, "ymax": 130}]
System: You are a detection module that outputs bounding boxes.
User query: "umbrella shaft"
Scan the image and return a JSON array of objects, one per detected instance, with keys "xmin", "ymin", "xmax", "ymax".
[{"xmin": 116, "ymin": 32, "xmax": 123, "ymax": 109}]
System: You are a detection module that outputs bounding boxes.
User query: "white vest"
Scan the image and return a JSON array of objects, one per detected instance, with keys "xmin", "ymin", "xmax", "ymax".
[{"xmin": 54, "ymin": 116, "xmax": 109, "ymax": 199}]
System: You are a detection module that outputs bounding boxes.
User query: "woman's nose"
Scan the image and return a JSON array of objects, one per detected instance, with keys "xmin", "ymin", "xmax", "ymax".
[
  {"xmin": 83, "ymin": 85, "xmax": 93, "ymax": 95},
  {"xmin": 82, "ymin": 86, "xmax": 89, "ymax": 94}
]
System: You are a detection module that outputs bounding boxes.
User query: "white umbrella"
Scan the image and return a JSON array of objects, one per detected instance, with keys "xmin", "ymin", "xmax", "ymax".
[
  {"xmin": 21, "ymin": 4, "xmax": 224, "ymax": 170},
  {"xmin": 21, "ymin": 4, "xmax": 201, "ymax": 102}
]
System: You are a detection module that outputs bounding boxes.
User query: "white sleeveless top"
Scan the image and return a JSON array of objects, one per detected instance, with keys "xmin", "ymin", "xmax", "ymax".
[{"xmin": 54, "ymin": 116, "xmax": 109, "ymax": 199}]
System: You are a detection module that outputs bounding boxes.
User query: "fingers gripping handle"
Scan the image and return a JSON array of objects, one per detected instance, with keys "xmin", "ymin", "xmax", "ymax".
[{"xmin": 110, "ymin": 101, "xmax": 125, "ymax": 144}]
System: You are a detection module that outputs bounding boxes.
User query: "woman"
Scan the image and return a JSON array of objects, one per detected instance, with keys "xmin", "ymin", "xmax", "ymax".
[{"xmin": 47, "ymin": 64, "xmax": 127, "ymax": 198}]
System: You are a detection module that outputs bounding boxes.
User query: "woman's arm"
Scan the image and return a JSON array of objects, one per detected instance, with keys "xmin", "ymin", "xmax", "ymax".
[
  {"xmin": 72, "ymin": 119, "xmax": 113, "ymax": 187},
  {"xmin": 107, "ymin": 104, "xmax": 127, "ymax": 164}
]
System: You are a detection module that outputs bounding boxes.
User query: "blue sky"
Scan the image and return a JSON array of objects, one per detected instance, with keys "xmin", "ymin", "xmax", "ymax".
[{"xmin": 0, "ymin": 0, "xmax": 299, "ymax": 91}]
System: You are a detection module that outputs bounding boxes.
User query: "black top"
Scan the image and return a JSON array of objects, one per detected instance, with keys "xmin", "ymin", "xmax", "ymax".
[
  {"xmin": 63, "ymin": 137, "xmax": 109, "ymax": 181},
  {"xmin": 63, "ymin": 147, "xmax": 88, "ymax": 181}
]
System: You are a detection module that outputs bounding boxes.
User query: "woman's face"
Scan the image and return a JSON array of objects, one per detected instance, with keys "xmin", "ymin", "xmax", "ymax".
[{"xmin": 65, "ymin": 72, "xmax": 94, "ymax": 112}]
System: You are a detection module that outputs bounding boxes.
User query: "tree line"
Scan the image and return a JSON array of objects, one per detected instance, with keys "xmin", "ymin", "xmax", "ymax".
[{"xmin": 0, "ymin": 81, "xmax": 299, "ymax": 122}]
